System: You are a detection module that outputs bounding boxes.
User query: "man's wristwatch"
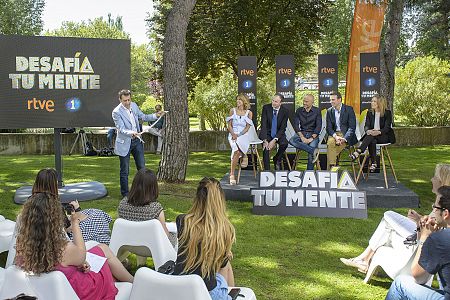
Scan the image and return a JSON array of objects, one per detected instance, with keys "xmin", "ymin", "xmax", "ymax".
[{"xmin": 274, "ymin": 137, "xmax": 279, "ymax": 141}]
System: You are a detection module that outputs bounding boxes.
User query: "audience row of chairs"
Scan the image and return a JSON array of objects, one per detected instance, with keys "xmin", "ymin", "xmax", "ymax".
[
  {"xmin": 0, "ymin": 216, "xmax": 256, "ymax": 300},
  {"xmin": 237, "ymin": 110, "xmax": 397, "ymax": 188}
]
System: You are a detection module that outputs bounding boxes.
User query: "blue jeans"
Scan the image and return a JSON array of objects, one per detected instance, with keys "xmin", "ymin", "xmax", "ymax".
[
  {"xmin": 119, "ymin": 138, "xmax": 145, "ymax": 196},
  {"xmin": 385, "ymin": 275, "xmax": 445, "ymax": 300},
  {"xmin": 209, "ymin": 273, "xmax": 231, "ymax": 300},
  {"xmin": 107, "ymin": 128, "xmax": 116, "ymax": 148},
  {"xmin": 289, "ymin": 132, "xmax": 319, "ymax": 170}
]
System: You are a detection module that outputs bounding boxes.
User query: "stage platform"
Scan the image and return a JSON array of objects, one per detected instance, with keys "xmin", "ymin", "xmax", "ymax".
[
  {"xmin": 220, "ymin": 170, "xmax": 419, "ymax": 209},
  {"xmin": 14, "ymin": 181, "xmax": 108, "ymax": 205}
]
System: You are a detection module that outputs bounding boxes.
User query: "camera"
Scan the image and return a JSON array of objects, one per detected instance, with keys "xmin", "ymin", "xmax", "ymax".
[{"xmin": 62, "ymin": 203, "xmax": 75, "ymax": 214}]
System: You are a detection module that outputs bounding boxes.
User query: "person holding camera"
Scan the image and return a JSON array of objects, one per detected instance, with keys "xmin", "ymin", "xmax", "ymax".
[
  {"xmin": 15, "ymin": 192, "xmax": 133, "ymax": 300},
  {"xmin": 385, "ymin": 186, "xmax": 450, "ymax": 300}
]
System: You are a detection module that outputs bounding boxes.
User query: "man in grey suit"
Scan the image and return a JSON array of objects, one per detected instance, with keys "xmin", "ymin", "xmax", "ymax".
[{"xmin": 112, "ymin": 89, "xmax": 164, "ymax": 196}]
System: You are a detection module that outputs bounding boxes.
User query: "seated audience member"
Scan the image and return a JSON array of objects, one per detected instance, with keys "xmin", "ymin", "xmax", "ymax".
[
  {"xmin": 107, "ymin": 127, "xmax": 116, "ymax": 149},
  {"xmin": 226, "ymin": 93, "xmax": 254, "ymax": 185},
  {"xmin": 349, "ymin": 95, "xmax": 396, "ymax": 172},
  {"xmin": 325, "ymin": 91, "xmax": 357, "ymax": 170},
  {"xmin": 289, "ymin": 94, "xmax": 322, "ymax": 170},
  {"xmin": 15, "ymin": 192, "xmax": 133, "ymax": 300},
  {"xmin": 147, "ymin": 104, "xmax": 165, "ymax": 154},
  {"xmin": 66, "ymin": 200, "xmax": 113, "ymax": 245},
  {"xmin": 32, "ymin": 168, "xmax": 113, "ymax": 244},
  {"xmin": 385, "ymin": 186, "xmax": 450, "ymax": 300},
  {"xmin": 118, "ymin": 168, "xmax": 176, "ymax": 252},
  {"xmin": 340, "ymin": 163, "xmax": 450, "ymax": 273},
  {"xmin": 259, "ymin": 93, "xmax": 289, "ymax": 171},
  {"xmin": 173, "ymin": 177, "xmax": 235, "ymax": 300}
]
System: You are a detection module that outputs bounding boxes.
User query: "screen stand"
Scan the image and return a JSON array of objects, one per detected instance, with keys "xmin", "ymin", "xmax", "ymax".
[
  {"xmin": 54, "ymin": 128, "xmax": 64, "ymax": 187},
  {"xmin": 13, "ymin": 128, "xmax": 108, "ymax": 204}
]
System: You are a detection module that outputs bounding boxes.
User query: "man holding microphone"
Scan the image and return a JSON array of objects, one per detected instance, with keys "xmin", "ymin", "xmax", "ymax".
[{"xmin": 112, "ymin": 89, "xmax": 165, "ymax": 197}]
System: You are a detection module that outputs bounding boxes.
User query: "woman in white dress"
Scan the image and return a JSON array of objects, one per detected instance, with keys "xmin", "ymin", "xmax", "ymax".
[
  {"xmin": 340, "ymin": 163, "xmax": 450, "ymax": 273},
  {"xmin": 226, "ymin": 94, "xmax": 253, "ymax": 185}
]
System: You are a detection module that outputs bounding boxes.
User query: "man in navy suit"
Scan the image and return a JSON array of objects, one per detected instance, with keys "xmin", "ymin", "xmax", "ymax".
[
  {"xmin": 325, "ymin": 91, "xmax": 357, "ymax": 169},
  {"xmin": 259, "ymin": 93, "xmax": 289, "ymax": 170},
  {"xmin": 112, "ymin": 89, "xmax": 164, "ymax": 197}
]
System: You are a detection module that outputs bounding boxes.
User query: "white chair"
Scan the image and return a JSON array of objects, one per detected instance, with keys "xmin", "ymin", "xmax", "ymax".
[
  {"xmin": 0, "ymin": 267, "xmax": 5, "ymax": 293},
  {"xmin": 129, "ymin": 267, "xmax": 257, "ymax": 300},
  {"xmin": 0, "ymin": 265, "xmax": 132, "ymax": 300},
  {"xmin": 109, "ymin": 218, "xmax": 177, "ymax": 270},
  {"xmin": 0, "ymin": 215, "xmax": 15, "ymax": 254}
]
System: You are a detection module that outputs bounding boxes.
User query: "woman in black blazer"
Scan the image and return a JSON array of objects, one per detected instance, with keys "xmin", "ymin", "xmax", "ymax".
[{"xmin": 350, "ymin": 95, "xmax": 396, "ymax": 171}]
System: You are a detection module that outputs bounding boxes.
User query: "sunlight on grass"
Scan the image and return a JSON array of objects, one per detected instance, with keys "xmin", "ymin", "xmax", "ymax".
[
  {"xmin": 1, "ymin": 146, "xmax": 449, "ymax": 300},
  {"xmin": 240, "ymin": 256, "xmax": 280, "ymax": 269}
]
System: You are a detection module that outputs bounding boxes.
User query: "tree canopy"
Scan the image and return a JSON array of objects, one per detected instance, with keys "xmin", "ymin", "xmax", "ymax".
[
  {"xmin": 0, "ymin": 0, "xmax": 45, "ymax": 35},
  {"xmin": 149, "ymin": 0, "xmax": 331, "ymax": 80}
]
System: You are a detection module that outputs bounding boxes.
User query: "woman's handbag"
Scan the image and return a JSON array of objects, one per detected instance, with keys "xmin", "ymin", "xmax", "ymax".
[{"xmin": 157, "ymin": 260, "xmax": 175, "ymax": 275}]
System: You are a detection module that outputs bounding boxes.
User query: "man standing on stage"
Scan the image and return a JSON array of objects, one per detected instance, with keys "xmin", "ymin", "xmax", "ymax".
[
  {"xmin": 325, "ymin": 91, "xmax": 357, "ymax": 169},
  {"xmin": 112, "ymin": 89, "xmax": 164, "ymax": 197},
  {"xmin": 289, "ymin": 94, "xmax": 322, "ymax": 170},
  {"xmin": 259, "ymin": 93, "xmax": 289, "ymax": 170}
]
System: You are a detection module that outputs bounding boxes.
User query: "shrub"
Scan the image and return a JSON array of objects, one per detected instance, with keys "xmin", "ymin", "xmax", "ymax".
[{"xmin": 395, "ymin": 56, "xmax": 450, "ymax": 126}]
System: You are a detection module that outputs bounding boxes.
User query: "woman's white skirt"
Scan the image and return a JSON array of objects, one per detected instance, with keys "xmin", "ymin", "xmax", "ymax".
[{"xmin": 228, "ymin": 133, "xmax": 250, "ymax": 160}]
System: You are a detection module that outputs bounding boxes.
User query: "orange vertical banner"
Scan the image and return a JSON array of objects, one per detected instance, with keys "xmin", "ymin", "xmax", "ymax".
[{"xmin": 345, "ymin": 1, "xmax": 387, "ymax": 114}]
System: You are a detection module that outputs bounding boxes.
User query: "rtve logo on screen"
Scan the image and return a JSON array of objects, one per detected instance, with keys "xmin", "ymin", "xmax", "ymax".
[{"xmin": 8, "ymin": 52, "xmax": 100, "ymax": 113}]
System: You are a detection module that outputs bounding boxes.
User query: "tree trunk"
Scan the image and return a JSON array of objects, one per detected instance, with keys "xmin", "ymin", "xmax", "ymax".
[
  {"xmin": 199, "ymin": 114, "xmax": 206, "ymax": 131},
  {"xmin": 380, "ymin": 0, "xmax": 404, "ymax": 122},
  {"xmin": 158, "ymin": 0, "xmax": 197, "ymax": 182}
]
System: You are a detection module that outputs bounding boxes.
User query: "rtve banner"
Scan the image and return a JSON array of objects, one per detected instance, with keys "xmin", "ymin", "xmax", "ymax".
[
  {"xmin": 275, "ymin": 55, "xmax": 295, "ymax": 120},
  {"xmin": 345, "ymin": 0, "xmax": 386, "ymax": 115},
  {"xmin": 360, "ymin": 52, "xmax": 381, "ymax": 113},
  {"xmin": 0, "ymin": 35, "xmax": 130, "ymax": 129},
  {"xmin": 237, "ymin": 56, "xmax": 258, "ymax": 126},
  {"xmin": 318, "ymin": 54, "xmax": 338, "ymax": 111}
]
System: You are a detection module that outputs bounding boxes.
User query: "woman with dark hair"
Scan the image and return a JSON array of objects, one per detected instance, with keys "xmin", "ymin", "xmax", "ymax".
[
  {"xmin": 173, "ymin": 177, "xmax": 235, "ymax": 300},
  {"xmin": 350, "ymin": 95, "xmax": 396, "ymax": 172},
  {"xmin": 118, "ymin": 168, "xmax": 176, "ymax": 261},
  {"xmin": 15, "ymin": 192, "xmax": 133, "ymax": 300}
]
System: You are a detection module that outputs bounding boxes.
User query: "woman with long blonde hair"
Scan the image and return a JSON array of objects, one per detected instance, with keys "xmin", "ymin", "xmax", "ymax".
[
  {"xmin": 16, "ymin": 192, "xmax": 133, "ymax": 300},
  {"xmin": 226, "ymin": 93, "xmax": 254, "ymax": 185},
  {"xmin": 350, "ymin": 94, "xmax": 396, "ymax": 172},
  {"xmin": 173, "ymin": 177, "xmax": 236, "ymax": 299}
]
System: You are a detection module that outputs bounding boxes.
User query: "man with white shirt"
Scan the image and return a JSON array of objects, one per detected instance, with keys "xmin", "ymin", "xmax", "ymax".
[
  {"xmin": 325, "ymin": 91, "xmax": 357, "ymax": 170},
  {"xmin": 112, "ymin": 89, "xmax": 165, "ymax": 197}
]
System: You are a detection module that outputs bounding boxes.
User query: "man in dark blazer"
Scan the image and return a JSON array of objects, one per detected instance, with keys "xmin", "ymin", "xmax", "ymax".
[
  {"xmin": 325, "ymin": 91, "xmax": 357, "ymax": 169},
  {"xmin": 259, "ymin": 93, "xmax": 289, "ymax": 170}
]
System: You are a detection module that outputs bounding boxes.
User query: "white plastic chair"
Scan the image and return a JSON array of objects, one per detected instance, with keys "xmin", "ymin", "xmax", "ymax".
[
  {"xmin": 129, "ymin": 267, "xmax": 257, "ymax": 300},
  {"xmin": 0, "ymin": 215, "xmax": 15, "ymax": 254},
  {"xmin": 109, "ymin": 218, "xmax": 177, "ymax": 270},
  {"xmin": 0, "ymin": 265, "xmax": 132, "ymax": 300},
  {"xmin": 0, "ymin": 267, "xmax": 5, "ymax": 294}
]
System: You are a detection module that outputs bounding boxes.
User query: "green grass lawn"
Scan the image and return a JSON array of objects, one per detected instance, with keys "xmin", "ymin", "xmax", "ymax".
[{"xmin": 1, "ymin": 146, "xmax": 449, "ymax": 299}]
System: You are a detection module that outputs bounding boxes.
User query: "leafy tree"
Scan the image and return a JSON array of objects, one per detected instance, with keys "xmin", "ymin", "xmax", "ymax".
[
  {"xmin": 0, "ymin": 0, "xmax": 45, "ymax": 35},
  {"xmin": 48, "ymin": 15, "xmax": 129, "ymax": 40},
  {"xmin": 149, "ymin": 0, "xmax": 330, "ymax": 80},
  {"xmin": 412, "ymin": 0, "xmax": 449, "ymax": 60},
  {"xmin": 319, "ymin": 0, "xmax": 354, "ymax": 80},
  {"xmin": 395, "ymin": 56, "xmax": 450, "ymax": 126},
  {"xmin": 48, "ymin": 16, "xmax": 157, "ymax": 105}
]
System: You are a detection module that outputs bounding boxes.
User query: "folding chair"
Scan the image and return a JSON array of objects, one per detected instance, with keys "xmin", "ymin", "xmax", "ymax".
[
  {"xmin": 236, "ymin": 125, "xmax": 263, "ymax": 184},
  {"xmin": 129, "ymin": 267, "xmax": 257, "ymax": 300}
]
